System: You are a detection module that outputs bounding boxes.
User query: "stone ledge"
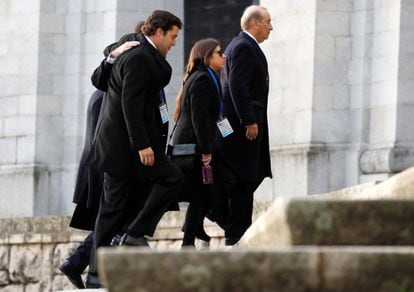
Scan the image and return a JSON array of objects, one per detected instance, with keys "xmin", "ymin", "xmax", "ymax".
[
  {"xmin": 0, "ymin": 202, "xmax": 271, "ymax": 244},
  {"xmin": 97, "ymin": 247, "xmax": 414, "ymax": 292},
  {"xmin": 0, "ymin": 216, "xmax": 89, "ymax": 244},
  {"xmin": 0, "ymin": 216, "xmax": 72, "ymax": 235},
  {"xmin": 239, "ymin": 199, "xmax": 414, "ymax": 247},
  {"xmin": 57, "ymin": 290, "xmax": 107, "ymax": 292}
]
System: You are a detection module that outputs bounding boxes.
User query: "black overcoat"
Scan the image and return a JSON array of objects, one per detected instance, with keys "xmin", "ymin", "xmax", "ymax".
[
  {"xmin": 220, "ymin": 31, "xmax": 272, "ymax": 185},
  {"xmin": 86, "ymin": 35, "xmax": 172, "ymax": 177},
  {"xmin": 69, "ymin": 90, "xmax": 105, "ymax": 230}
]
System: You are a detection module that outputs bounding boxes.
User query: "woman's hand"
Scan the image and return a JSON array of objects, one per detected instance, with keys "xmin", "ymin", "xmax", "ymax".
[
  {"xmin": 201, "ymin": 154, "xmax": 212, "ymax": 166},
  {"xmin": 111, "ymin": 41, "xmax": 140, "ymax": 58}
]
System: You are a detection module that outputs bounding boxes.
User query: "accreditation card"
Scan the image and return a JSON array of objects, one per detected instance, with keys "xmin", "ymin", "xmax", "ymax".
[
  {"xmin": 216, "ymin": 117, "xmax": 233, "ymax": 137},
  {"xmin": 159, "ymin": 103, "xmax": 169, "ymax": 124}
]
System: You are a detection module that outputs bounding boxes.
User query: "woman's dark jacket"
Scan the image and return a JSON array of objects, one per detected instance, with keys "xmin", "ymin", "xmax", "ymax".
[{"xmin": 171, "ymin": 65, "xmax": 221, "ymax": 154}]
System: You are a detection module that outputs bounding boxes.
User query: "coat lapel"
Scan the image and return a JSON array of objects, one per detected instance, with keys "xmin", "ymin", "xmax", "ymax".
[
  {"xmin": 139, "ymin": 34, "xmax": 172, "ymax": 76},
  {"xmin": 239, "ymin": 31, "xmax": 268, "ymax": 69}
]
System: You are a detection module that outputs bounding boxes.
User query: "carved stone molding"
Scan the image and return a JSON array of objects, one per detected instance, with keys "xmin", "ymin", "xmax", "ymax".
[{"xmin": 360, "ymin": 147, "xmax": 414, "ymax": 174}]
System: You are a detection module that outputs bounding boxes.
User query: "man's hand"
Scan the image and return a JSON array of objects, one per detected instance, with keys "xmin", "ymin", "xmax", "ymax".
[
  {"xmin": 245, "ymin": 123, "xmax": 258, "ymax": 140},
  {"xmin": 111, "ymin": 41, "xmax": 140, "ymax": 58},
  {"xmin": 138, "ymin": 147, "xmax": 154, "ymax": 166}
]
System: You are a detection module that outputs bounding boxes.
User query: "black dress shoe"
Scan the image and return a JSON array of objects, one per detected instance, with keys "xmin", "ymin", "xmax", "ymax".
[
  {"xmin": 181, "ymin": 244, "xmax": 195, "ymax": 250},
  {"xmin": 110, "ymin": 234, "xmax": 122, "ymax": 246},
  {"xmin": 59, "ymin": 259, "xmax": 85, "ymax": 289},
  {"xmin": 196, "ymin": 228, "xmax": 211, "ymax": 242},
  {"xmin": 206, "ymin": 213, "xmax": 229, "ymax": 231},
  {"xmin": 120, "ymin": 233, "xmax": 150, "ymax": 247},
  {"xmin": 85, "ymin": 273, "xmax": 101, "ymax": 288},
  {"xmin": 225, "ymin": 237, "xmax": 240, "ymax": 246}
]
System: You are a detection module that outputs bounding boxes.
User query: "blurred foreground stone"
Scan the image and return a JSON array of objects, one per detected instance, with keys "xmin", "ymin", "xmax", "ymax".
[
  {"xmin": 239, "ymin": 166, "xmax": 414, "ymax": 247},
  {"xmin": 97, "ymin": 167, "xmax": 414, "ymax": 291},
  {"xmin": 239, "ymin": 199, "xmax": 414, "ymax": 247},
  {"xmin": 98, "ymin": 247, "xmax": 414, "ymax": 292}
]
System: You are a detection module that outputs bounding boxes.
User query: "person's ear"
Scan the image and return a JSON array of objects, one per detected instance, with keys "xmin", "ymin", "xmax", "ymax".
[
  {"xmin": 156, "ymin": 27, "xmax": 164, "ymax": 37},
  {"xmin": 205, "ymin": 56, "xmax": 211, "ymax": 67}
]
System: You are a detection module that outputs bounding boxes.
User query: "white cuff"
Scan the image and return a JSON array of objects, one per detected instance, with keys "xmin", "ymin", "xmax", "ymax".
[{"xmin": 106, "ymin": 54, "xmax": 116, "ymax": 64}]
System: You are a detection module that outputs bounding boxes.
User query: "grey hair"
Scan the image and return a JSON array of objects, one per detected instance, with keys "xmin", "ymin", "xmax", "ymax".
[{"xmin": 240, "ymin": 5, "xmax": 268, "ymax": 30}]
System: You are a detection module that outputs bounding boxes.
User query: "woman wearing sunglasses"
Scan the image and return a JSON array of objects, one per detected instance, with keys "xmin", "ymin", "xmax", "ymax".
[{"xmin": 170, "ymin": 38, "xmax": 237, "ymax": 248}]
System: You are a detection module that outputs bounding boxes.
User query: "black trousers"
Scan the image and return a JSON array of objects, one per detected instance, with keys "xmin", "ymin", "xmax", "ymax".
[
  {"xmin": 67, "ymin": 231, "xmax": 94, "ymax": 272},
  {"xmin": 180, "ymin": 165, "xmax": 212, "ymax": 245},
  {"xmin": 180, "ymin": 154, "xmax": 238, "ymax": 245},
  {"xmin": 89, "ymin": 157, "xmax": 184, "ymax": 274},
  {"xmin": 209, "ymin": 176, "xmax": 258, "ymax": 239}
]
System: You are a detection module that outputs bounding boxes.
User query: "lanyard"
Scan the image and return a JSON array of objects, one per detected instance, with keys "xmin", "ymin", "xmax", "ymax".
[
  {"xmin": 207, "ymin": 67, "xmax": 224, "ymax": 118},
  {"xmin": 159, "ymin": 89, "xmax": 166, "ymax": 103},
  {"xmin": 159, "ymin": 89, "xmax": 168, "ymax": 109}
]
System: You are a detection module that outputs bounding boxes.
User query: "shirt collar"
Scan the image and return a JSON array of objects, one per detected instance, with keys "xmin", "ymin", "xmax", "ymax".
[
  {"xmin": 243, "ymin": 30, "xmax": 258, "ymax": 44},
  {"xmin": 144, "ymin": 35, "xmax": 158, "ymax": 50}
]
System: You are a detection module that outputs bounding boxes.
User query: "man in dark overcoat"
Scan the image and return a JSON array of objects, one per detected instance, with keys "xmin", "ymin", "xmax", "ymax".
[
  {"xmin": 59, "ymin": 40, "xmax": 140, "ymax": 289},
  {"xmin": 216, "ymin": 5, "xmax": 273, "ymax": 246},
  {"xmin": 85, "ymin": 10, "xmax": 184, "ymax": 287}
]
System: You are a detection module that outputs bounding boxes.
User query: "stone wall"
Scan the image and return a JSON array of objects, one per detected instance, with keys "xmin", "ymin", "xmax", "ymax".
[
  {"xmin": 260, "ymin": 0, "xmax": 414, "ymax": 199},
  {"xmin": 0, "ymin": 203, "xmax": 270, "ymax": 291},
  {"xmin": 0, "ymin": 216, "xmax": 88, "ymax": 291},
  {"xmin": 0, "ymin": 214, "xmax": 194, "ymax": 291},
  {"xmin": 2, "ymin": 0, "xmax": 414, "ymax": 218},
  {"xmin": 0, "ymin": 0, "xmax": 184, "ymax": 218}
]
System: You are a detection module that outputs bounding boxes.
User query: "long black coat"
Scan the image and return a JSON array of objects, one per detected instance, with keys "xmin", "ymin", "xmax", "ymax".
[
  {"xmin": 86, "ymin": 35, "xmax": 172, "ymax": 177},
  {"xmin": 220, "ymin": 31, "xmax": 272, "ymax": 185},
  {"xmin": 69, "ymin": 90, "xmax": 105, "ymax": 230}
]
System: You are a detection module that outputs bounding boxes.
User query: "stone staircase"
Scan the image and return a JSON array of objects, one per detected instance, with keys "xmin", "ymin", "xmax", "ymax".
[{"xmin": 97, "ymin": 167, "xmax": 414, "ymax": 292}]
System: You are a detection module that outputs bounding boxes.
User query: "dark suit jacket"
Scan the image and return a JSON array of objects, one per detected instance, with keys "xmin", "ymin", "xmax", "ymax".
[
  {"xmin": 172, "ymin": 65, "xmax": 221, "ymax": 153},
  {"xmin": 220, "ymin": 31, "xmax": 272, "ymax": 185},
  {"xmin": 86, "ymin": 34, "xmax": 172, "ymax": 177}
]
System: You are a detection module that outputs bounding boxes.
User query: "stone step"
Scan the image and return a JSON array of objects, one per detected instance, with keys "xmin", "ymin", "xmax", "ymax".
[
  {"xmin": 239, "ymin": 199, "xmax": 414, "ymax": 247},
  {"xmin": 97, "ymin": 246, "xmax": 414, "ymax": 292},
  {"xmin": 56, "ymin": 288, "xmax": 108, "ymax": 292}
]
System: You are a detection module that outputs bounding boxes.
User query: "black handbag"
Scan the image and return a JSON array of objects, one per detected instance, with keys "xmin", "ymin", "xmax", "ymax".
[
  {"xmin": 167, "ymin": 115, "xmax": 201, "ymax": 170},
  {"xmin": 167, "ymin": 93, "xmax": 202, "ymax": 170},
  {"xmin": 170, "ymin": 143, "xmax": 200, "ymax": 171}
]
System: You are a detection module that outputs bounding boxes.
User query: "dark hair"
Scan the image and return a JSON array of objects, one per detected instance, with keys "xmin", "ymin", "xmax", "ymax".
[
  {"xmin": 134, "ymin": 21, "xmax": 145, "ymax": 33},
  {"xmin": 141, "ymin": 10, "xmax": 182, "ymax": 36},
  {"xmin": 103, "ymin": 22, "xmax": 144, "ymax": 56},
  {"xmin": 173, "ymin": 38, "xmax": 220, "ymax": 122}
]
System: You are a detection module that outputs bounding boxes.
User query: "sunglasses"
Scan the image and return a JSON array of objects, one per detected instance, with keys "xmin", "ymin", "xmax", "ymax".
[{"xmin": 213, "ymin": 49, "xmax": 224, "ymax": 56}]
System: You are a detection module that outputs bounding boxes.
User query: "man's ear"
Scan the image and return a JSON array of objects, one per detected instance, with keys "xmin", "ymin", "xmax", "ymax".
[{"xmin": 156, "ymin": 27, "xmax": 164, "ymax": 37}]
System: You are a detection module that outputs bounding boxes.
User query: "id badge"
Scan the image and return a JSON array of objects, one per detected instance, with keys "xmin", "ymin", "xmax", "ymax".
[
  {"xmin": 217, "ymin": 117, "xmax": 234, "ymax": 137},
  {"xmin": 159, "ymin": 103, "xmax": 169, "ymax": 124}
]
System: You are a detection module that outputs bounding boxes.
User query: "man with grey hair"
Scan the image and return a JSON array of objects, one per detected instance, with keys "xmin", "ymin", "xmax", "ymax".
[{"xmin": 212, "ymin": 5, "xmax": 273, "ymax": 246}]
